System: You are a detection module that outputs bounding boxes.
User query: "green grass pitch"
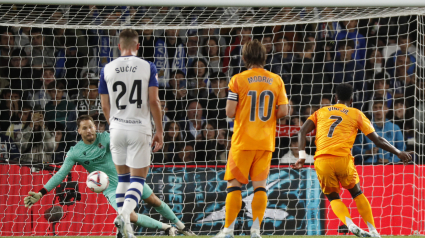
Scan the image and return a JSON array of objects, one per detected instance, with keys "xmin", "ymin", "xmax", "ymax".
[{"xmin": 22, "ymin": 236, "xmax": 425, "ymax": 238}]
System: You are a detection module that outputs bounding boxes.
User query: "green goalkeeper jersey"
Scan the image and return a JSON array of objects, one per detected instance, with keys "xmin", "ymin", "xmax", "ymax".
[{"xmin": 44, "ymin": 131, "xmax": 118, "ymax": 195}]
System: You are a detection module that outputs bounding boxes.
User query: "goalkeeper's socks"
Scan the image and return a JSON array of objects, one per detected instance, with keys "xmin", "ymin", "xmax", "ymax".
[
  {"xmin": 354, "ymin": 194, "xmax": 377, "ymax": 232},
  {"xmin": 154, "ymin": 201, "xmax": 185, "ymax": 229},
  {"xmin": 121, "ymin": 176, "xmax": 145, "ymax": 217},
  {"xmin": 136, "ymin": 213, "xmax": 171, "ymax": 230},
  {"xmin": 330, "ymin": 199, "xmax": 354, "ymax": 227},
  {"xmin": 251, "ymin": 187, "xmax": 267, "ymax": 230},
  {"xmin": 116, "ymin": 173, "xmax": 131, "ymax": 214},
  {"xmin": 224, "ymin": 187, "xmax": 242, "ymax": 229}
]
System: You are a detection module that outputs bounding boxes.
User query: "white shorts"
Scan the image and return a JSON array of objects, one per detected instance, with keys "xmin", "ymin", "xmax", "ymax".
[{"xmin": 110, "ymin": 129, "xmax": 152, "ymax": 168}]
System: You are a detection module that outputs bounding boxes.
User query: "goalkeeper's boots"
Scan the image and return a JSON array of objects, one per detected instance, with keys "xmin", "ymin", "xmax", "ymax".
[
  {"xmin": 250, "ymin": 228, "xmax": 262, "ymax": 238},
  {"xmin": 349, "ymin": 224, "xmax": 371, "ymax": 237},
  {"xmin": 114, "ymin": 214, "xmax": 136, "ymax": 238},
  {"xmin": 212, "ymin": 229, "xmax": 234, "ymax": 238},
  {"xmin": 369, "ymin": 230, "xmax": 381, "ymax": 238},
  {"xmin": 178, "ymin": 227, "xmax": 197, "ymax": 236},
  {"xmin": 165, "ymin": 226, "xmax": 177, "ymax": 236}
]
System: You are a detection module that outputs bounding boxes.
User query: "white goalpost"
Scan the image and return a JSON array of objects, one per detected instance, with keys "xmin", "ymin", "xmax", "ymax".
[{"xmin": 0, "ymin": 3, "xmax": 424, "ymax": 237}]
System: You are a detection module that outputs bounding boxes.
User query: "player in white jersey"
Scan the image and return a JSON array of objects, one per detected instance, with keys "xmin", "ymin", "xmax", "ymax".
[{"xmin": 99, "ymin": 29, "xmax": 163, "ymax": 238}]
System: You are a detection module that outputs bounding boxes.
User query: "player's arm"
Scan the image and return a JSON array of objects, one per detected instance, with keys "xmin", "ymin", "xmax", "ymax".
[
  {"xmin": 276, "ymin": 104, "xmax": 288, "ymax": 119},
  {"xmin": 148, "ymin": 62, "xmax": 163, "ymax": 152},
  {"xmin": 23, "ymin": 155, "xmax": 76, "ymax": 208},
  {"xmin": 366, "ymin": 132, "xmax": 411, "ymax": 165},
  {"xmin": 98, "ymin": 68, "xmax": 110, "ymax": 124},
  {"xmin": 226, "ymin": 76, "xmax": 239, "ymax": 118},
  {"xmin": 226, "ymin": 100, "xmax": 237, "ymax": 118},
  {"xmin": 276, "ymin": 78, "xmax": 289, "ymax": 119},
  {"xmin": 291, "ymin": 119, "xmax": 316, "ymax": 170}
]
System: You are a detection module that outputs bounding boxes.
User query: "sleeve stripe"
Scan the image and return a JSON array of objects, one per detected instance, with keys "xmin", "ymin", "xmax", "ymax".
[{"xmin": 228, "ymin": 91, "xmax": 238, "ymax": 101}]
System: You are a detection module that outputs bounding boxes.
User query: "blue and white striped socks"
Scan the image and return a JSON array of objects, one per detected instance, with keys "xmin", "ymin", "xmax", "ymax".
[
  {"xmin": 121, "ymin": 176, "xmax": 145, "ymax": 218},
  {"xmin": 116, "ymin": 173, "xmax": 130, "ymax": 214}
]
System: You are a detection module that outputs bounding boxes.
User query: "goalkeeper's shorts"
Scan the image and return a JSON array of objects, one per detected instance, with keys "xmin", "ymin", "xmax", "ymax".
[
  {"xmin": 104, "ymin": 183, "xmax": 154, "ymax": 211},
  {"xmin": 224, "ymin": 147, "xmax": 272, "ymax": 184},
  {"xmin": 314, "ymin": 155, "xmax": 360, "ymax": 194}
]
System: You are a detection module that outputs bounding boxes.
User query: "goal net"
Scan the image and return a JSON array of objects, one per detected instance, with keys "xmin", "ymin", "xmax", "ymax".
[{"xmin": 0, "ymin": 4, "xmax": 424, "ymax": 236}]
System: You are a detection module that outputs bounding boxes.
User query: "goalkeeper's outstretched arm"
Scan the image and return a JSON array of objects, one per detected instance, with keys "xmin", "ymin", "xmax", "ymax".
[
  {"xmin": 366, "ymin": 132, "xmax": 412, "ymax": 165},
  {"xmin": 23, "ymin": 156, "xmax": 76, "ymax": 208}
]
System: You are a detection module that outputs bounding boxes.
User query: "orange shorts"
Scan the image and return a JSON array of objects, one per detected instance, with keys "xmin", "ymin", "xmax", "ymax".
[
  {"xmin": 314, "ymin": 155, "xmax": 360, "ymax": 194},
  {"xmin": 224, "ymin": 148, "xmax": 272, "ymax": 184}
]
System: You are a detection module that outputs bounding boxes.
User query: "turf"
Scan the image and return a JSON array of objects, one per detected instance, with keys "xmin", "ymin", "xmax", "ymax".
[{"xmin": 23, "ymin": 236, "xmax": 425, "ymax": 238}]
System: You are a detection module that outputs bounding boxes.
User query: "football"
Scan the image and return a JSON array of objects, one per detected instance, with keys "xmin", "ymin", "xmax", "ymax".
[{"xmin": 86, "ymin": 171, "xmax": 109, "ymax": 193}]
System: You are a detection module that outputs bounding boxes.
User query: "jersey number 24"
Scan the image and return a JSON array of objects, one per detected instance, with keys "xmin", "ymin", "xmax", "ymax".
[{"xmin": 113, "ymin": 80, "xmax": 142, "ymax": 110}]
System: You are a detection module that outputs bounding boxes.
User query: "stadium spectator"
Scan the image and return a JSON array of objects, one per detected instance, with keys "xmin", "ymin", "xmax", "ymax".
[
  {"xmin": 26, "ymin": 28, "xmax": 55, "ymax": 68},
  {"xmin": 44, "ymin": 81, "xmax": 77, "ymax": 131},
  {"xmin": 206, "ymin": 72, "xmax": 228, "ymax": 128},
  {"xmin": 137, "ymin": 17, "xmax": 155, "ymax": 62},
  {"xmin": 366, "ymin": 73, "xmax": 392, "ymax": 113},
  {"xmin": 92, "ymin": 114, "xmax": 107, "ymax": 133},
  {"xmin": 325, "ymin": 39, "xmax": 367, "ymax": 110},
  {"xmin": 165, "ymin": 70, "xmax": 192, "ymax": 121},
  {"xmin": 203, "ymin": 37, "xmax": 222, "ymax": 74},
  {"xmin": 0, "ymin": 27, "xmax": 15, "ymax": 78},
  {"xmin": 199, "ymin": 27, "xmax": 227, "ymax": 56},
  {"xmin": 16, "ymin": 106, "xmax": 55, "ymax": 164},
  {"xmin": 353, "ymin": 99, "xmax": 405, "ymax": 164},
  {"xmin": 291, "ymin": 41, "xmax": 330, "ymax": 105},
  {"xmin": 15, "ymin": 26, "xmax": 31, "ymax": 48},
  {"xmin": 274, "ymin": 36, "xmax": 294, "ymax": 85},
  {"xmin": 0, "ymin": 131, "xmax": 20, "ymax": 162},
  {"xmin": 335, "ymin": 20, "xmax": 367, "ymax": 65},
  {"xmin": 160, "ymin": 100, "xmax": 171, "ymax": 128},
  {"xmin": 75, "ymin": 80, "xmax": 102, "ymax": 117},
  {"xmin": 49, "ymin": 122, "xmax": 66, "ymax": 164},
  {"xmin": 320, "ymin": 97, "xmax": 332, "ymax": 108},
  {"xmin": 154, "ymin": 27, "xmax": 185, "ymax": 87},
  {"xmin": 6, "ymin": 103, "xmax": 32, "ymax": 143},
  {"xmin": 216, "ymin": 128, "xmax": 232, "ymax": 164},
  {"xmin": 177, "ymin": 144, "xmax": 195, "ymax": 163},
  {"xmin": 392, "ymin": 54, "xmax": 415, "ymax": 98},
  {"xmin": 186, "ymin": 32, "xmax": 204, "ymax": 69},
  {"xmin": 387, "ymin": 99, "xmax": 414, "ymax": 151},
  {"xmin": 223, "ymin": 27, "xmax": 252, "ymax": 75},
  {"xmin": 180, "ymin": 100, "xmax": 205, "ymax": 142},
  {"xmin": 152, "ymin": 121, "xmax": 183, "ymax": 164},
  {"xmin": 365, "ymin": 48, "xmax": 386, "ymax": 81},
  {"xmin": 8, "ymin": 48, "xmax": 32, "ymax": 95},
  {"xmin": 386, "ymin": 35, "xmax": 416, "ymax": 78},
  {"xmin": 0, "ymin": 89, "xmax": 21, "ymax": 133},
  {"xmin": 187, "ymin": 58, "xmax": 209, "ymax": 104},
  {"xmin": 262, "ymin": 34, "xmax": 280, "ymax": 74},
  {"xmin": 279, "ymin": 136, "xmax": 314, "ymax": 164},
  {"xmin": 29, "ymin": 67, "xmax": 57, "ymax": 109},
  {"xmin": 194, "ymin": 121, "xmax": 218, "ymax": 162}
]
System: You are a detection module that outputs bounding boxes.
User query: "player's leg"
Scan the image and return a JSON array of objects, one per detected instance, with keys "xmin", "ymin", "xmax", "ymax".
[
  {"xmin": 121, "ymin": 133, "xmax": 151, "ymax": 221},
  {"xmin": 213, "ymin": 149, "xmax": 253, "ymax": 238},
  {"xmin": 110, "ymin": 129, "xmax": 134, "ymax": 238},
  {"xmin": 348, "ymin": 184, "xmax": 379, "ymax": 237},
  {"xmin": 249, "ymin": 151, "xmax": 273, "ymax": 238}
]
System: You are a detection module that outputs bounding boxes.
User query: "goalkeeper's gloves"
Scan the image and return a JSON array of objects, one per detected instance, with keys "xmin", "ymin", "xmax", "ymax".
[{"xmin": 24, "ymin": 188, "xmax": 48, "ymax": 208}]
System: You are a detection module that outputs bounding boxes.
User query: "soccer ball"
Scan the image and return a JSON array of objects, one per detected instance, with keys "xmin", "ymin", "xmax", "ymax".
[{"xmin": 86, "ymin": 171, "xmax": 109, "ymax": 193}]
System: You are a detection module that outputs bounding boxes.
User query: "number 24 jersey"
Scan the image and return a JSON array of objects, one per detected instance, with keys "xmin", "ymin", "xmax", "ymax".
[
  {"xmin": 98, "ymin": 56, "xmax": 158, "ymax": 135},
  {"xmin": 228, "ymin": 68, "xmax": 288, "ymax": 152},
  {"xmin": 307, "ymin": 104, "xmax": 375, "ymax": 159}
]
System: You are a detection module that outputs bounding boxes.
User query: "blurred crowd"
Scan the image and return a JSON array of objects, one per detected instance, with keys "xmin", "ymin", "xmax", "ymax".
[{"xmin": 0, "ymin": 5, "xmax": 423, "ymax": 166}]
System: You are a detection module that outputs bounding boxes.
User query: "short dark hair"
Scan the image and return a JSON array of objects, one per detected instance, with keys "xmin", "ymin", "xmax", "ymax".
[
  {"xmin": 31, "ymin": 27, "xmax": 43, "ymax": 35},
  {"xmin": 43, "ymin": 67, "xmax": 55, "ymax": 75},
  {"xmin": 77, "ymin": 114, "xmax": 94, "ymax": 128},
  {"xmin": 372, "ymin": 98, "xmax": 386, "ymax": 108},
  {"xmin": 338, "ymin": 39, "xmax": 355, "ymax": 50},
  {"xmin": 46, "ymin": 81, "xmax": 65, "ymax": 91},
  {"xmin": 11, "ymin": 48, "xmax": 27, "ymax": 58},
  {"xmin": 210, "ymin": 72, "xmax": 227, "ymax": 82},
  {"xmin": 242, "ymin": 39, "xmax": 267, "ymax": 68},
  {"xmin": 171, "ymin": 70, "xmax": 185, "ymax": 78},
  {"xmin": 335, "ymin": 84, "xmax": 353, "ymax": 102},
  {"xmin": 119, "ymin": 29, "xmax": 138, "ymax": 49},
  {"xmin": 290, "ymin": 136, "xmax": 298, "ymax": 144}
]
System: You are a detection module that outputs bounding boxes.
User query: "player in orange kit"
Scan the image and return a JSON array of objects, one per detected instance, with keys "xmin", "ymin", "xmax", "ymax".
[
  {"xmin": 213, "ymin": 39, "xmax": 288, "ymax": 238},
  {"xmin": 292, "ymin": 84, "xmax": 412, "ymax": 238}
]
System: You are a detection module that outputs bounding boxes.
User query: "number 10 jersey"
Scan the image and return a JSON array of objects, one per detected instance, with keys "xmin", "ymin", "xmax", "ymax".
[
  {"xmin": 307, "ymin": 104, "xmax": 375, "ymax": 159},
  {"xmin": 228, "ymin": 68, "xmax": 288, "ymax": 152},
  {"xmin": 98, "ymin": 56, "xmax": 158, "ymax": 135}
]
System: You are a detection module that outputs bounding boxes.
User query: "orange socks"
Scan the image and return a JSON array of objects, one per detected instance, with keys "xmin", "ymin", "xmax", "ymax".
[
  {"xmin": 354, "ymin": 194, "xmax": 376, "ymax": 232},
  {"xmin": 251, "ymin": 187, "xmax": 267, "ymax": 230},
  {"xmin": 330, "ymin": 199, "xmax": 354, "ymax": 227},
  {"xmin": 224, "ymin": 187, "xmax": 242, "ymax": 229}
]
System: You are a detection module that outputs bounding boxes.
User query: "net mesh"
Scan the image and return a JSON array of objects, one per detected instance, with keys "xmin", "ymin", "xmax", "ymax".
[{"xmin": 0, "ymin": 4, "xmax": 424, "ymax": 236}]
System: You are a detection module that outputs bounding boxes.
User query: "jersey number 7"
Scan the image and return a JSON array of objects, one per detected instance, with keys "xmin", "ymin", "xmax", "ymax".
[
  {"xmin": 113, "ymin": 80, "xmax": 142, "ymax": 110},
  {"xmin": 327, "ymin": 115, "xmax": 343, "ymax": 138}
]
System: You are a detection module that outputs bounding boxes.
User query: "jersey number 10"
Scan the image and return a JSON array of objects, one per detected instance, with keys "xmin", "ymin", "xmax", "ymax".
[
  {"xmin": 113, "ymin": 80, "xmax": 142, "ymax": 110},
  {"xmin": 247, "ymin": 90, "xmax": 274, "ymax": 122}
]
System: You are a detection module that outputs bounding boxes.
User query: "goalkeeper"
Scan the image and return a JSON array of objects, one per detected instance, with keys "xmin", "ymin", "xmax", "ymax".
[{"xmin": 23, "ymin": 115, "xmax": 195, "ymax": 236}]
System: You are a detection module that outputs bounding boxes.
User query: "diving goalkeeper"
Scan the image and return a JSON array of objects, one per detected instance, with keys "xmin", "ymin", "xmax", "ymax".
[{"xmin": 23, "ymin": 115, "xmax": 195, "ymax": 236}]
